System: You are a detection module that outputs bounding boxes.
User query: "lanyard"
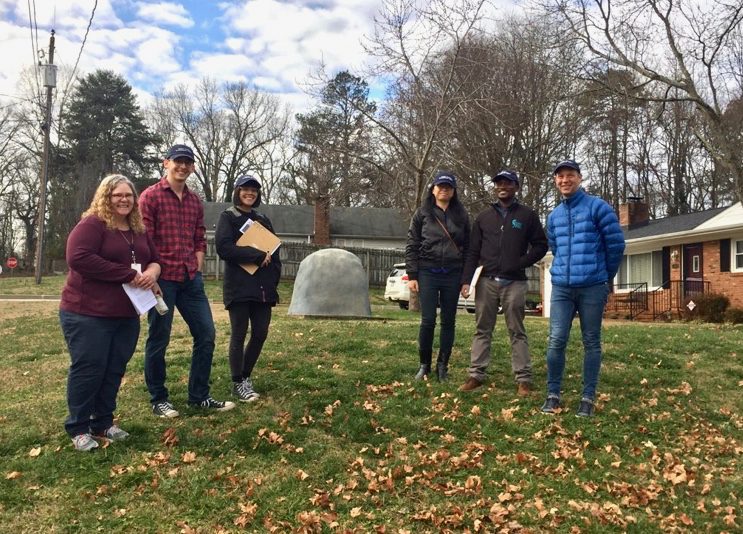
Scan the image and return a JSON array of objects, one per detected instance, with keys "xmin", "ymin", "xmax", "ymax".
[{"xmin": 119, "ymin": 230, "xmax": 137, "ymax": 264}]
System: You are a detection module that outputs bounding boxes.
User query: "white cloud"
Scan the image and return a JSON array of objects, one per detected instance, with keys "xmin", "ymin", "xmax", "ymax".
[
  {"xmin": 0, "ymin": 0, "xmax": 464, "ymax": 114},
  {"xmin": 189, "ymin": 52, "xmax": 258, "ymax": 83},
  {"xmin": 135, "ymin": 1, "xmax": 194, "ymax": 28}
]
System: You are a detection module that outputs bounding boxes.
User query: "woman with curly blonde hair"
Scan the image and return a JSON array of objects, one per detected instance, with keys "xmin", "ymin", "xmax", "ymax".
[
  {"xmin": 82, "ymin": 174, "xmax": 146, "ymax": 233},
  {"xmin": 60, "ymin": 174, "xmax": 160, "ymax": 451}
]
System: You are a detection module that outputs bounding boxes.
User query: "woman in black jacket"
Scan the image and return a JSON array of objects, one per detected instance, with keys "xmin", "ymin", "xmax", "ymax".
[
  {"xmin": 405, "ymin": 171, "xmax": 470, "ymax": 381},
  {"xmin": 215, "ymin": 175, "xmax": 281, "ymax": 402}
]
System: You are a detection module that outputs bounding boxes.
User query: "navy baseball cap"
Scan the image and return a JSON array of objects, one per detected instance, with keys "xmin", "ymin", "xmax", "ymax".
[
  {"xmin": 235, "ymin": 174, "xmax": 261, "ymax": 189},
  {"xmin": 493, "ymin": 169, "xmax": 519, "ymax": 185},
  {"xmin": 553, "ymin": 159, "xmax": 581, "ymax": 174},
  {"xmin": 165, "ymin": 144, "xmax": 195, "ymax": 161},
  {"xmin": 432, "ymin": 171, "xmax": 457, "ymax": 188}
]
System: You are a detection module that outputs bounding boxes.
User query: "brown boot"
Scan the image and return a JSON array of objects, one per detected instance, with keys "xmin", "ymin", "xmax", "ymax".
[
  {"xmin": 458, "ymin": 377, "xmax": 483, "ymax": 392},
  {"xmin": 517, "ymin": 382, "xmax": 532, "ymax": 397}
]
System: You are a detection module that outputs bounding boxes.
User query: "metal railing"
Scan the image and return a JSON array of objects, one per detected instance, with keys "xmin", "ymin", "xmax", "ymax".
[
  {"xmin": 650, "ymin": 279, "xmax": 710, "ymax": 320},
  {"xmin": 607, "ymin": 282, "xmax": 648, "ymax": 319}
]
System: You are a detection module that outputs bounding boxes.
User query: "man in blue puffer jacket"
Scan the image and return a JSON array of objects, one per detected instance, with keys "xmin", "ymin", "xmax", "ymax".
[{"xmin": 541, "ymin": 160, "xmax": 625, "ymax": 417}]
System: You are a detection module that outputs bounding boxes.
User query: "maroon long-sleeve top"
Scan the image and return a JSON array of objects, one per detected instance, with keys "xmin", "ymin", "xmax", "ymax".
[{"xmin": 60, "ymin": 215, "xmax": 159, "ymax": 318}]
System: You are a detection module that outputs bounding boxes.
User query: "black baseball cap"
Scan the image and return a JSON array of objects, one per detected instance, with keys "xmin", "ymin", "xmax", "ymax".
[
  {"xmin": 235, "ymin": 174, "xmax": 261, "ymax": 189},
  {"xmin": 552, "ymin": 159, "xmax": 581, "ymax": 174},
  {"xmin": 493, "ymin": 169, "xmax": 519, "ymax": 185},
  {"xmin": 165, "ymin": 144, "xmax": 195, "ymax": 161}
]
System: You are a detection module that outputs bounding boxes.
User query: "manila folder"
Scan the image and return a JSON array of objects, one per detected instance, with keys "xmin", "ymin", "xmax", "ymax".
[{"xmin": 235, "ymin": 221, "xmax": 281, "ymax": 274}]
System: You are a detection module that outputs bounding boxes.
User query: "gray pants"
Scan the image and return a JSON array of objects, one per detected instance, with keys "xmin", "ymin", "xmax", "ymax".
[{"xmin": 468, "ymin": 278, "xmax": 531, "ymax": 384}]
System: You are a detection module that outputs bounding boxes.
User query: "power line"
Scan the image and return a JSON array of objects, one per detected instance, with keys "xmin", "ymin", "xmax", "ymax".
[
  {"xmin": 60, "ymin": 0, "xmax": 98, "ymax": 111},
  {"xmin": 26, "ymin": 0, "xmax": 42, "ymax": 104},
  {"xmin": 32, "ymin": 0, "xmax": 39, "ymax": 55}
]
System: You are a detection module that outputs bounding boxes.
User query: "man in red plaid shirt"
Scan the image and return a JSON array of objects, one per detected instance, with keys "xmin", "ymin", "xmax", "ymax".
[{"xmin": 139, "ymin": 144, "xmax": 235, "ymax": 417}]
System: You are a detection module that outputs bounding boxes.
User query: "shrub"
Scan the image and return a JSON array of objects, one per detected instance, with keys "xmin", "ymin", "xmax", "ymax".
[
  {"xmin": 684, "ymin": 293, "xmax": 730, "ymax": 323},
  {"xmin": 724, "ymin": 307, "xmax": 743, "ymax": 324}
]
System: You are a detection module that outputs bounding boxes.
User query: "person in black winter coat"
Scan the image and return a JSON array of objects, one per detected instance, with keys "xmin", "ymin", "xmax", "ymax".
[
  {"xmin": 458, "ymin": 170, "xmax": 547, "ymax": 395},
  {"xmin": 215, "ymin": 174, "xmax": 281, "ymax": 402},
  {"xmin": 405, "ymin": 171, "xmax": 470, "ymax": 381}
]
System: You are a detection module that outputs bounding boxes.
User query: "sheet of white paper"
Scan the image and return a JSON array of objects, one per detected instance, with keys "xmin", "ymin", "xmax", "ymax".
[
  {"xmin": 470, "ymin": 265, "xmax": 483, "ymax": 290},
  {"xmin": 239, "ymin": 218, "xmax": 255, "ymax": 234},
  {"xmin": 465, "ymin": 265, "xmax": 483, "ymax": 301},
  {"xmin": 122, "ymin": 283, "xmax": 157, "ymax": 315}
]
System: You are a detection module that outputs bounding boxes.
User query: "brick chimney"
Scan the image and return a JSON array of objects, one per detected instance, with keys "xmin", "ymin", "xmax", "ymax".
[
  {"xmin": 618, "ymin": 196, "xmax": 649, "ymax": 229},
  {"xmin": 313, "ymin": 194, "xmax": 331, "ymax": 245}
]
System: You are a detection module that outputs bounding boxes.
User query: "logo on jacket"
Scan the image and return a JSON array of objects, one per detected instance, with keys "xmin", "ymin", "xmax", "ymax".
[{"xmin": 511, "ymin": 219, "xmax": 523, "ymax": 230}]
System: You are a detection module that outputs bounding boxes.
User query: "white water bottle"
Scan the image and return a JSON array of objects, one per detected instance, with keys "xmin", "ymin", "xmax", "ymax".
[{"xmin": 154, "ymin": 294, "xmax": 169, "ymax": 315}]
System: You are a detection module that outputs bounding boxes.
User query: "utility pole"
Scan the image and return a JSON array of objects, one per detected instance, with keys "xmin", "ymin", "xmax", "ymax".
[{"xmin": 34, "ymin": 30, "xmax": 56, "ymax": 285}]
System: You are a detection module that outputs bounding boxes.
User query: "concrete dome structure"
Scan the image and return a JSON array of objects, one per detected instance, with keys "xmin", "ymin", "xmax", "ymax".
[{"xmin": 288, "ymin": 248, "xmax": 371, "ymax": 318}]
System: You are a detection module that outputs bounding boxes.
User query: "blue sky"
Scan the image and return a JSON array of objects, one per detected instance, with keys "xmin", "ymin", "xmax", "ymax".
[{"xmin": 0, "ymin": 0, "xmax": 385, "ymax": 111}]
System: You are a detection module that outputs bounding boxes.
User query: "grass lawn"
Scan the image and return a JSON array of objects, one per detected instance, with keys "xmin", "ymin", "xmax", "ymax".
[{"xmin": 0, "ymin": 276, "xmax": 741, "ymax": 532}]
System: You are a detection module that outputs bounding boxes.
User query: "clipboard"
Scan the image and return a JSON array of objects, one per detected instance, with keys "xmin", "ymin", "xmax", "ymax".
[{"xmin": 236, "ymin": 221, "xmax": 281, "ymax": 274}]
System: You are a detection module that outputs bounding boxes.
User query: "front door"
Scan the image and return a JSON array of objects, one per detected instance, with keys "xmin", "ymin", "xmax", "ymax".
[{"xmin": 682, "ymin": 243, "xmax": 704, "ymax": 294}]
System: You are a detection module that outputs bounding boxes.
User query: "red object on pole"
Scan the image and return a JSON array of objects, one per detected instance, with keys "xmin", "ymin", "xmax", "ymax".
[{"xmin": 7, "ymin": 257, "xmax": 18, "ymax": 269}]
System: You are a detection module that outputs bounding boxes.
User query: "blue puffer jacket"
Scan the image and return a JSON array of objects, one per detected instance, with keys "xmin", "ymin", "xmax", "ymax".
[{"xmin": 547, "ymin": 188, "xmax": 625, "ymax": 287}]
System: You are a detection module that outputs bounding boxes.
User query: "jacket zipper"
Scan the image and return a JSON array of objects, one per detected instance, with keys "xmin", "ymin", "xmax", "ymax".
[{"xmin": 566, "ymin": 202, "xmax": 572, "ymax": 286}]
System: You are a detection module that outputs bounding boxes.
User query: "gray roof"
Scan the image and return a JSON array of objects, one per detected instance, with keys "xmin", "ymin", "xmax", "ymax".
[
  {"xmin": 204, "ymin": 203, "xmax": 409, "ymax": 239},
  {"xmin": 624, "ymin": 206, "xmax": 728, "ymax": 240}
]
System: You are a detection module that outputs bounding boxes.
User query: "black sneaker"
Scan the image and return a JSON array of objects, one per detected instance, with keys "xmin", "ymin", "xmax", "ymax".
[
  {"xmin": 576, "ymin": 397, "xmax": 595, "ymax": 418},
  {"xmin": 232, "ymin": 380, "xmax": 260, "ymax": 403},
  {"xmin": 152, "ymin": 401, "xmax": 180, "ymax": 418},
  {"xmin": 541, "ymin": 394, "xmax": 561, "ymax": 414},
  {"xmin": 190, "ymin": 396, "xmax": 236, "ymax": 412}
]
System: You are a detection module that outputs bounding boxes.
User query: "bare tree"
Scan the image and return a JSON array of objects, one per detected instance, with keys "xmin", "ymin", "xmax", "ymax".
[
  {"xmin": 350, "ymin": 0, "xmax": 492, "ymax": 215},
  {"xmin": 438, "ymin": 16, "xmax": 584, "ymax": 218},
  {"xmin": 545, "ymin": 0, "xmax": 743, "ymax": 203},
  {"xmin": 154, "ymin": 79, "xmax": 290, "ymax": 202}
]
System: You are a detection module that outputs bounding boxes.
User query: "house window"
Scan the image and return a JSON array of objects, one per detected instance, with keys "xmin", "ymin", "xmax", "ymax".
[
  {"xmin": 617, "ymin": 251, "xmax": 663, "ymax": 289},
  {"xmin": 692, "ymin": 255, "xmax": 700, "ymax": 273},
  {"xmin": 735, "ymin": 239, "xmax": 743, "ymax": 271}
]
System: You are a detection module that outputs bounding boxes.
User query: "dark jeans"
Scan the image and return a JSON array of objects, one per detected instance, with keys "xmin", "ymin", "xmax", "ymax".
[
  {"xmin": 144, "ymin": 272, "xmax": 216, "ymax": 404},
  {"xmin": 60, "ymin": 310, "xmax": 139, "ymax": 437},
  {"xmin": 417, "ymin": 269, "xmax": 461, "ymax": 364},
  {"xmin": 227, "ymin": 301, "xmax": 272, "ymax": 382},
  {"xmin": 546, "ymin": 283, "xmax": 610, "ymax": 400}
]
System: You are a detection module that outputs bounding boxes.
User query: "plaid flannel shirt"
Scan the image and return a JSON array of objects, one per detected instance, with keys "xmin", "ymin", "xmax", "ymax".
[{"xmin": 139, "ymin": 177, "xmax": 207, "ymax": 282}]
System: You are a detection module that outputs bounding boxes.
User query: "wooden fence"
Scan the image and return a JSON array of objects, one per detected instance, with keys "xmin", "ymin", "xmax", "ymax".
[{"xmin": 205, "ymin": 241, "xmax": 405, "ymax": 287}]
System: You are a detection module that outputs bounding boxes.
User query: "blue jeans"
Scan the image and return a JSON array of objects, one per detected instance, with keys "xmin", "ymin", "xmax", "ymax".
[
  {"xmin": 417, "ymin": 269, "xmax": 461, "ymax": 364},
  {"xmin": 546, "ymin": 283, "xmax": 609, "ymax": 400},
  {"xmin": 144, "ymin": 272, "xmax": 216, "ymax": 404},
  {"xmin": 60, "ymin": 310, "xmax": 139, "ymax": 437}
]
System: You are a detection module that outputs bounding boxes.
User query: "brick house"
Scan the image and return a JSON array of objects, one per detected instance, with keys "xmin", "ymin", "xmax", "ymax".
[{"xmin": 542, "ymin": 200, "xmax": 743, "ymax": 319}]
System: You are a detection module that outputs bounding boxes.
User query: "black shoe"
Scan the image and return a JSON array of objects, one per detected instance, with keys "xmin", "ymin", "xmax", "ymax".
[
  {"xmin": 576, "ymin": 397, "xmax": 595, "ymax": 417},
  {"xmin": 152, "ymin": 401, "xmax": 180, "ymax": 418},
  {"xmin": 541, "ymin": 394, "xmax": 561, "ymax": 414},
  {"xmin": 436, "ymin": 363, "xmax": 449, "ymax": 382},
  {"xmin": 189, "ymin": 397, "xmax": 236, "ymax": 412},
  {"xmin": 414, "ymin": 364, "xmax": 431, "ymax": 380},
  {"xmin": 435, "ymin": 352, "xmax": 450, "ymax": 382}
]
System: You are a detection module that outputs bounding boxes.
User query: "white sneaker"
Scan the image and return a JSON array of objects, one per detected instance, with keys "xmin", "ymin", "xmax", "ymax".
[
  {"xmin": 72, "ymin": 433, "xmax": 99, "ymax": 452},
  {"xmin": 97, "ymin": 425, "xmax": 130, "ymax": 441}
]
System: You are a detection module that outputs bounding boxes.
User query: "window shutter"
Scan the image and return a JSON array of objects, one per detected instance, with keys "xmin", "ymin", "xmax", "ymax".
[
  {"xmin": 662, "ymin": 247, "xmax": 670, "ymax": 289},
  {"xmin": 720, "ymin": 239, "xmax": 731, "ymax": 272}
]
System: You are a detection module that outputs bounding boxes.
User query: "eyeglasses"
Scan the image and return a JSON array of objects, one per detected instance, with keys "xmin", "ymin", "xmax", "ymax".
[
  {"xmin": 111, "ymin": 193, "xmax": 134, "ymax": 200},
  {"xmin": 171, "ymin": 158, "xmax": 194, "ymax": 166}
]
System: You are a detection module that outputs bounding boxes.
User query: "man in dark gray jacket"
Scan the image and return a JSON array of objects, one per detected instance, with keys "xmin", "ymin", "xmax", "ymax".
[{"xmin": 459, "ymin": 170, "xmax": 547, "ymax": 394}]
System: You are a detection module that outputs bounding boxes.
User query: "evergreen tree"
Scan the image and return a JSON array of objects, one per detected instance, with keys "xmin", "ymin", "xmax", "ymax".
[{"xmin": 48, "ymin": 70, "xmax": 160, "ymax": 257}]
